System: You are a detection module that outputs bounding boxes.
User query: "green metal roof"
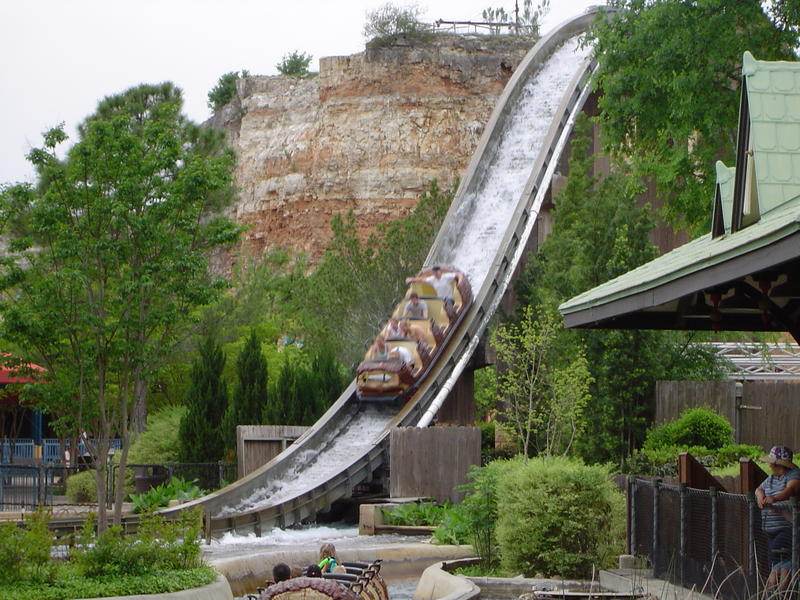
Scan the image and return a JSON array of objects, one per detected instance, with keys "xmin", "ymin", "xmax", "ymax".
[
  {"xmin": 559, "ymin": 196, "xmax": 800, "ymax": 315},
  {"xmin": 744, "ymin": 51, "xmax": 800, "ymax": 214},
  {"xmin": 560, "ymin": 51, "xmax": 800, "ymax": 319}
]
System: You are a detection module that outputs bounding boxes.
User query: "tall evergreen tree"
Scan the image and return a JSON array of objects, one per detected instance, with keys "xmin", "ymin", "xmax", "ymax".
[
  {"xmin": 178, "ymin": 335, "xmax": 228, "ymax": 463},
  {"xmin": 223, "ymin": 331, "xmax": 268, "ymax": 452}
]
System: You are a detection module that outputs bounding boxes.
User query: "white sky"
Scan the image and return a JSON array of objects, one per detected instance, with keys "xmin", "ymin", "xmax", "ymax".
[{"xmin": 0, "ymin": 0, "xmax": 601, "ymax": 184}]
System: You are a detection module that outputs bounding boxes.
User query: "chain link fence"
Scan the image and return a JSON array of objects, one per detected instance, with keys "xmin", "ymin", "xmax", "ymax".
[{"xmin": 629, "ymin": 477, "xmax": 792, "ymax": 598}]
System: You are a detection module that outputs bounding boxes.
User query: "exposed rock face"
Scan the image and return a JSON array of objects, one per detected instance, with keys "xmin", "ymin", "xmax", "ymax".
[{"xmin": 214, "ymin": 35, "xmax": 532, "ymax": 264}]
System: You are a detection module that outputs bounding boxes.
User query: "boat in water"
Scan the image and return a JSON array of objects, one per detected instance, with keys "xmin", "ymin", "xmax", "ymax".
[
  {"xmin": 356, "ymin": 266, "xmax": 472, "ymax": 402},
  {"xmin": 252, "ymin": 561, "xmax": 389, "ymax": 600}
]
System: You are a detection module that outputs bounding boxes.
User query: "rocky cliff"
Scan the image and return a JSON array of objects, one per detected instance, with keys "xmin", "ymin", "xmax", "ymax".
[{"xmin": 212, "ymin": 35, "xmax": 533, "ymax": 264}]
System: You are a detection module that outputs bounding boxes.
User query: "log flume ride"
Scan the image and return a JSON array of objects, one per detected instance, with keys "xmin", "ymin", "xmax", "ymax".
[{"xmin": 160, "ymin": 7, "xmax": 606, "ymax": 537}]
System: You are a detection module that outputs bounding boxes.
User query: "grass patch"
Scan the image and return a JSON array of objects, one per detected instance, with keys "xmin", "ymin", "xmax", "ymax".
[{"xmin": 0, "ymin": 565, "xmax": 218, "ymax": 600}]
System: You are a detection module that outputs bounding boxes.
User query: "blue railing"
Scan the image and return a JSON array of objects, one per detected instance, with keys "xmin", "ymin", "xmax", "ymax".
[{"xmin": 1, "ymin": 438, "xmax": 122, "ymax": 464}]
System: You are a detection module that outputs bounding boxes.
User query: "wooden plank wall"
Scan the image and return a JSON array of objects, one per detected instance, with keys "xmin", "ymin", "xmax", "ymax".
[
  {"xmin": 236, "ymin": 425, "xmax": 309, "ymax": 479},
  {"xmin": 741, "ymin": 382, "xmax": 800, "ymax": 451},
  {"xmin": 655, "ymin": 380, "xmax": 737, "ymax": 426},
  {"xmin": 389, "ymin": 426, "xmax": 481, "ymax": 503},
  {"xmin": 655, "ymin": 380, "xmax": 800, "ymax": 451}
]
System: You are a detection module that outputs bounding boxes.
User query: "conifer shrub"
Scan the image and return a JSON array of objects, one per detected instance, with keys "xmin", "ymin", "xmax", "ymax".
[{"xmin": 495, "ymin": 456, "xmax": 625, "ymax": 578}]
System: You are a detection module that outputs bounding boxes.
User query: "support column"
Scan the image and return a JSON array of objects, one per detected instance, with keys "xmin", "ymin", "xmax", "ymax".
[{"xmin": 436, "ymin": 368, "xmax": 475, "ymax": 425}]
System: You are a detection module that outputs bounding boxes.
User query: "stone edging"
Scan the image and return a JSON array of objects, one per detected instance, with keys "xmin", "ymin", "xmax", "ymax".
[
  {"xmin": 79, "ymin": 573, "xmax": 233, "ymax": 600},
  {"xmin": 413, "ymin": 559, "xmax": 481, "ymax": 600}
]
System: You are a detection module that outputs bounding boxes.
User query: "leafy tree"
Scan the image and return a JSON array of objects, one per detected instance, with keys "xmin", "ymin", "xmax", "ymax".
[
  {"xmin": 491, "ymin": 306, "xmax": 592, "ymax": 457},
  {"xmin": 277, "ymin": 51, "xmax": 313, "ymax": 77},
  {"xmin": 207, "ymin": 70, "xmax": 250, "ymax": 112},
  {"xmin": 519, "ymin": 115, "xmax": 723, "ymax": 464},
  {"xmin": 0, "ymin": 83, "xmax": 239, "ymax": 530},
  {"xmin": 222, "ymin": 330, "xmax": 268, "ymax": 452},
  {"xmin": 178, "ymin": 335, "xmax": 228, "ymax": 465},
  {"xmin": 301, "ymin": 180, "xmax": 452, "ymax": 363},
  {"xmin": 364, "ymin": 3, "xmax": 430, "ymax": 41},
  {"xmin": 588, "ymin": 0, "xmax": 797, "ymax": 231}
]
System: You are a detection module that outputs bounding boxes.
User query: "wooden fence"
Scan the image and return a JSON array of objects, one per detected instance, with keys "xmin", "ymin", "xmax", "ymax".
[
  {"xmin": 236, "ymin": 425, "xmax": 309, "ymax": 479},
  {"xmin": 656, "ymin": 380, "xmax": 800, "ymax": 450},
  {"xmin": 389, "ymin": 426, "xmax": 480, "ymax": 503}
]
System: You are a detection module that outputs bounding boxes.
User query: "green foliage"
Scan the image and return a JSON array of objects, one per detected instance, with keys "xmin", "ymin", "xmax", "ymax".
[
  {"xmin": 495, "ymin": 456, "xmax": 625, "ymax": 578},
  {"xmin": 207, "ymin": 69, "xmax": 250, "ymax": 111},
  {"xmin": 473, "ymin": 365, "xmax": 497, "ymax": 419},
  {"xmin": 129, "ymin": 477, "xmax": 206, "ymax": 513},
  {"xmin": 179, "ymin": 334, "xmax": 228, "ymax": 463},
  {"xmin": 0, "ymin": 82, "xmax": 240, "ymax": 528},
  {"xmin": 277, "ymin": 51, "xmax": 313, "ymax": 77},
  {"xmin": 0, "ymin": 510, "xmax": 56, "ymax": 584},
  {"xmin": 432, "ymin": 503, "xmax": 471, "ymax": 546},
  {"xmin": 588, "ymin": 0, "xmax": 797, "ymax": 230},
  {"xmin": 75, "ymin": 509, "xmax": 205, "ymax": 576},
  {"xmin": 624, "ymin": 443, "xmax": 762, "ymax": 477},
  {"xmin": 301, "ymin": 180, "xmax": 452, "ymax": 364},
  {"xmin": 364, "ymin": 3, "xmax": 430, "ymax": 43},
  {"xmin": 383, "ymin": 502, "xmax": 448, "ymax": 526},
  {"xmin": 264, "ymin": 346, "xmax": 346, "ymax": 425},
  {"xmin": 518, "ymin": 114, "xmax": 725, "ymax": 465},
  {"xmin": 65, "ymin": 470, "xmax": 97, "ymax": 504},
  {"xmin": 644, "ymin": 407, "xmax": 733, "ymax": 451},
  {"xmin": 129, "ymin": 405, "xmax": 186, "ymax": 464},
  {"xmin": 223, "ymin": 330, "xmax": 268, "ymax": 451},
  {"xmin": 491, "ymin": 306, "xmax": 592, "ymax": 457},
  {"xmin": 0, "ymin": 567, "xmax": 217, "ymax": 600}
]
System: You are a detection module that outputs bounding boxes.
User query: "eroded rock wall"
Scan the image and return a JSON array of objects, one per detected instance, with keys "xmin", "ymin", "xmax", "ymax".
[{"xmin": 216, "ymin": 35, "xmax": 532, "ymax": 264}]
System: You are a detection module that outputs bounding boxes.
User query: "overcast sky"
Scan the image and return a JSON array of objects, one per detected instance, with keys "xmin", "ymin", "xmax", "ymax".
[{"xmin": 0, "ymin": 0, "xmax": 601, "ymax": 183}]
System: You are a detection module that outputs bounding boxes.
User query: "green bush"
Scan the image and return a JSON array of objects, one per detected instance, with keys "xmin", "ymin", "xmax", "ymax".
[
  {"xmin": 277, "ymin": 51, "xmax": 313, "ymax": 77},
  {"xmin": 0, "ymin": 510, "xmax": 56, "ymax": 584},
  {"xmin": 75, "ymin": 510, "xmax": 205, "ymax": 577},
  {"xmin": 363, "ymin": 3, "xmax": 431, "ymax": 44},
  {"xmin": 644, "ymin": 407, "xmax": 733, "ymax": 451},
  {"xmin": 207, "ymin": 70, "xmax": 250, "ymax": 111},
  {"xmin": 624, "ymin": 443, "xmax": 762, "ymax": 477},
  {"xmin": 129, "ymin": 405, "xmax": 187, "ymax": 464},
  {"xmin": 495, "ymin": 456, "xmax": 625, "ymax": 578},
  {"xmin": 65, "ymin": 470, "xmax": 97, "ymax": 503}
]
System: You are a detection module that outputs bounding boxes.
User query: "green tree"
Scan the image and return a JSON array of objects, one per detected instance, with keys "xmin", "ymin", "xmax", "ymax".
[
  {"xmin": 222, "ymin": 330, "xmax": 268, "ymax": 452},
  {"xmin": 178, "ymin": 335, "xmax": 228, "ymax": 464},
  {"xmin": 588, "ymin": 0, "xmax": 797, "ymax": 231},
  {"xmin": 519, "ymin": 115, "xmax": 723, "ymax": 464},
  {"xmin": 491, "ymin": 306, "xmax": 591, "ymax": 457},
  {"xmin": 276, "ymin": 51, "xmax": 313, "ymax": 77},
  {"xmin": 301, "ymin": 180, "xmax": 452, "ymax": 363},
  {"xmin": 0, "ymin": 83, "xmax": 239, "ymax": 530},
  {"xmin": 364, "ymin": 3, "xmax": 429, "ymax": 41},
  {"xmin": 207, "ymin": 70, "xmax": 250, "ymax": 112}
]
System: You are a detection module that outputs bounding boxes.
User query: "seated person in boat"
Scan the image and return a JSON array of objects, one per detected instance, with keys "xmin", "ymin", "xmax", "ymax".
[
  {"xmin": 406, "ymin": 265, "xmax": 463, "ymax": 304},
  {"xmin": 389, "ymin": 344, "xmax": 414, "ymax": 370},
  {"xmin": 403, "ymin": 292, "xmax": 428, "ymax": 319},
  {"xmin": 318, "ymin": 543, "xmax": 339, "ymax": 574},
  {"xmin": 369, "ymin": 336, "xmax": 390, "ymax": 360},
  {"xmin": 384, "ymin": 317, "xmax": 402, "ymax": 339},
  {"xmin": 273, "ymin": 563, "xmax": 291, "ymax": 583},
  {"xmin": 400, "ymin": 320, "xmax": 426, "ymax": 343}
]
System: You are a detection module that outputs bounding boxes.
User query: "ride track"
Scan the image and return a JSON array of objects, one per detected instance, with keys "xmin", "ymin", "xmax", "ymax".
[{"xmin": 161, "ymin": 8, "xmax": 605, "ymax": 537}]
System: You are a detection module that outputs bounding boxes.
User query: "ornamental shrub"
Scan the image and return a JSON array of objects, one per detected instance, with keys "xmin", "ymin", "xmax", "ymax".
[
  {"xmin": 495, "ymin": 456, "xmax": 625, "ymax": 578},
  {"xmin": 644, "ymin": 407, "xmax": 733, "ymax": 451},
  {"xmin": 129, "ymin": 405, "xmax": 186, "ymax": 464},
  {"xmin": 66, "ymin": 470, "xmax": 97, "ymax": 503}
]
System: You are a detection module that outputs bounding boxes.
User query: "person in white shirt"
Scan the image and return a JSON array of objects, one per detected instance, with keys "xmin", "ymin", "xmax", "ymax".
[{"xmin": 406, "ymin": 265, "xmax": 462, "ymax": 303}]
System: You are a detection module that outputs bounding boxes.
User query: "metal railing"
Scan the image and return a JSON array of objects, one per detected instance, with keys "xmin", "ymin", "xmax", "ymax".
[
  {"xmin": 628, "ymin": 476, "xmax": 797, "ymax": 598},
  {"xmin": 0, "ymin": 438, "xmax": 122, "ymax": 464},
  {"xmin": 0, "ymin": 461, "xmax": 235, "ymax": 511}
]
